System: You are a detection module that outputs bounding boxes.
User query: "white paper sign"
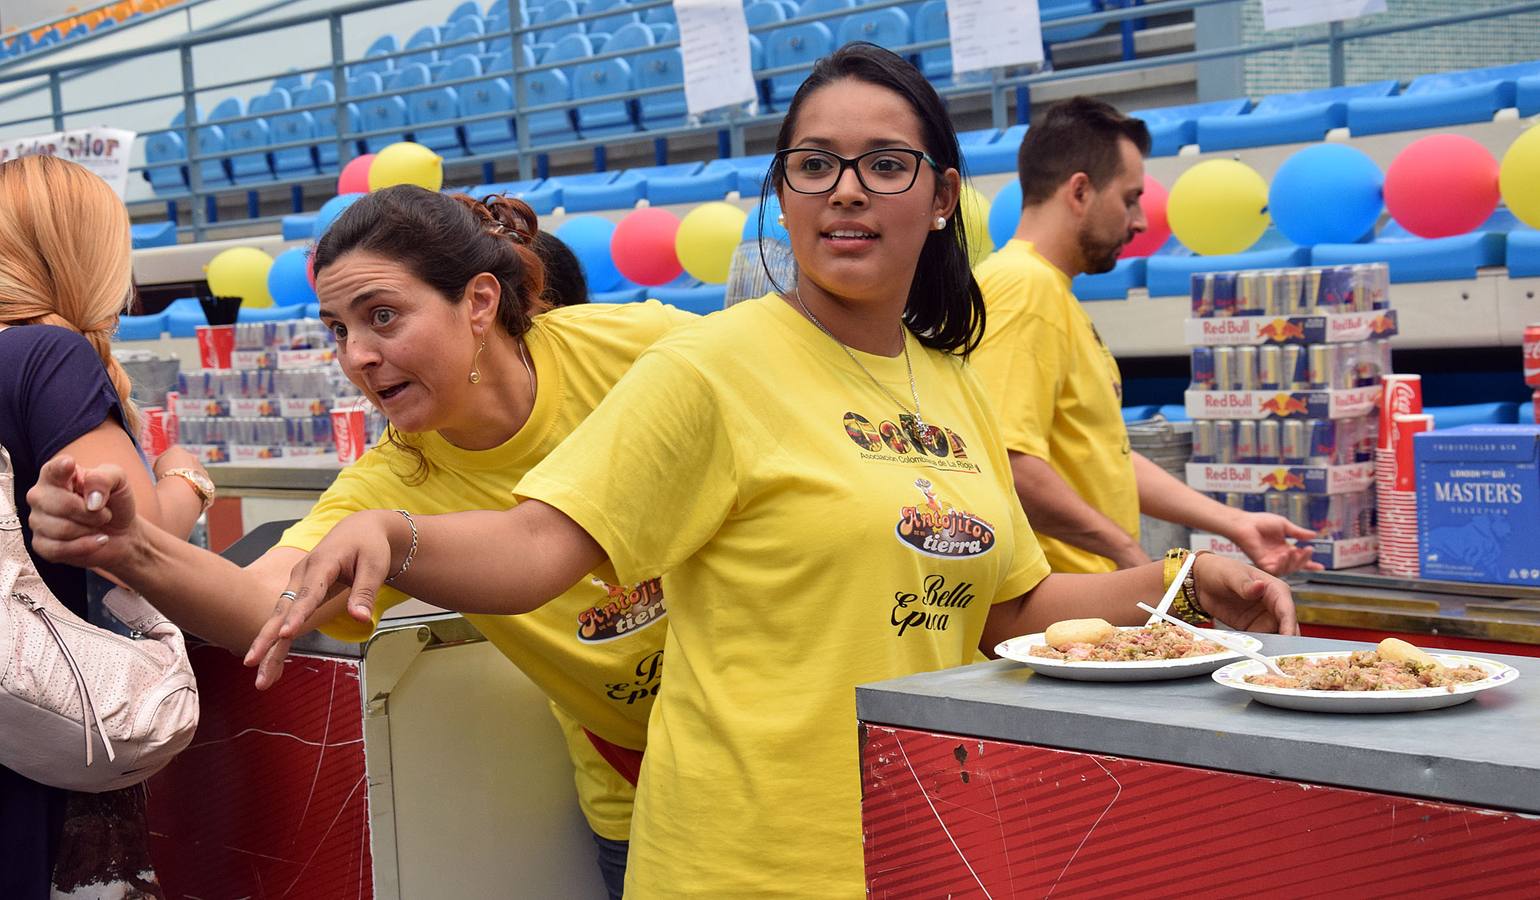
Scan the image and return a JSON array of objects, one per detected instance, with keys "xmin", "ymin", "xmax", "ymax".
[
  {"xmin": 945, "ymin": 0, "xmax": 1044, "ymax": 75},
  {"xmin": 675, "ymin": 0, "xmax": 758, "ymax": 116},
  {"xmin": 1262, "ymin": 0, "xmax": 1386, "ymax": 31},
  {"xmin": 0, "ymin": 127, "xmax": 137, "ymax": 198}
]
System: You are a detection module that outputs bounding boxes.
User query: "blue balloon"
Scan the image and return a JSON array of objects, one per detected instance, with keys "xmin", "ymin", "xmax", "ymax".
[
  {"xmin": 268, "ymin": 246, "xmax": 318, "ymax": 307},
  {"xmin": 312, "ymin": 192, "xmax": 365, "ymax": 240},
  {"xmin": 1268, "ymin": 144, "xmax": 1384, "ymax": 246},
  {"xmin": 742, "ymin": 196, "xmax": 791, "ymax": 244},
  {"xmin": 554, "ymin": 215, "xmax": 622, "ymax": 293},
  {"xmin": 988, "ymin": 180, "xmax": 1022, "ymax": 250}
]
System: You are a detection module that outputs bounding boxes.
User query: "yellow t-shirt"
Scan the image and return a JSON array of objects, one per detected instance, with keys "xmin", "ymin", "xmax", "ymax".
[
  {"xmin": 972, "ymin": 239, "xmax": 1138, "ymax": 574},
  {"xmin": 278, "ymin": 300, "xmax": 694, "ymax": 840},
  {"xmin": 517, "ymin": 294, "xmax": 1051, "ymax": 898}
]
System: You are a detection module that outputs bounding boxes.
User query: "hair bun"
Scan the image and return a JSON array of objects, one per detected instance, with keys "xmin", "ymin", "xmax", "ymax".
[{"xmin": 483, "ymin": 194, "xmax": 539, "ymax": 244}]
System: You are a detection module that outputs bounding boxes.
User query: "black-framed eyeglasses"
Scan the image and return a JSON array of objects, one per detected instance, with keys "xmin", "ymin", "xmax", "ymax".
[{"xmin": 775, "ymin": 147, "xmax": 943, "ymax": 195}]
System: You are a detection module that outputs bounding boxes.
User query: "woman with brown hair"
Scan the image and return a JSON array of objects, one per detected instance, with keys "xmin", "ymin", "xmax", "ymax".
[
  {"xmin": 0, "ymin": 154, "xmax": 210, "ymax": 898},
  {"xmin": 26, "ymin": 184, "xmax": 695, "ymax": 898}
]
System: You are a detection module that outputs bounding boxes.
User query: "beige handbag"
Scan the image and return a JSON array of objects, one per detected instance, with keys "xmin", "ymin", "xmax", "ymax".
[{"xmin": 1, "ymin": 443, "xmax": 199, "ymax": 792}]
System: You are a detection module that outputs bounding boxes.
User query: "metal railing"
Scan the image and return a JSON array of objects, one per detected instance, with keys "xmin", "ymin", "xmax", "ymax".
[{"xmin": 0, "ymin": 0, "xmax": 1534, "ymax": 242}]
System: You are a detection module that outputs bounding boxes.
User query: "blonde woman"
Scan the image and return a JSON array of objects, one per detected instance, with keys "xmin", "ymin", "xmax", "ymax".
[{"xmin": 0, "ymin": 155, "xmax": 208, "ymax": 899}]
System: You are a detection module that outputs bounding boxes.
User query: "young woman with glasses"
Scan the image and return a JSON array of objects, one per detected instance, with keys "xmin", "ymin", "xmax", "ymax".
[{"xmin": 67, "ymin": 44, "xmax": 1296, "ymax": 896}]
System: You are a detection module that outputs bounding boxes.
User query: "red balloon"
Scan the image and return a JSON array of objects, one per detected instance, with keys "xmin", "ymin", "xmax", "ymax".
[
  {"xmin": 611, "ymin": 208, "xmax": 683, "ymax": 286},
  {"xmin": 1384, "ymin": 134, "xmax": 1500, "ymax": 238},
  {"xmin": 338, "ymin": 154, "xmax": 375, "ymax": 195},
  {"xmin": 1120, "ymin": 174, "xmax": 1171, "ymax": 259}
]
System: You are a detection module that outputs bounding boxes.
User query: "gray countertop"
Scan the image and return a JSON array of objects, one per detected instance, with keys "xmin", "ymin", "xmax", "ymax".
[{"xmin": 856, "ymin": 634, "xmax": 1540, "ymax": 815}]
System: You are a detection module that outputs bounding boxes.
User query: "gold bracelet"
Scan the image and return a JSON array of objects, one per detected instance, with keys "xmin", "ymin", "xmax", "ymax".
[
  {"xmin": 1162, "ymin": 548, "xmax": 1186, "ymax": 597},
  {"xmin": 1173, "ymin": 550, "xmax": 1213, "ymax": 625}
]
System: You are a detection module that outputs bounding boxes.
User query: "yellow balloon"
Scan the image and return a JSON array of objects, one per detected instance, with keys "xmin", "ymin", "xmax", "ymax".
[
  {"xmin": 1501, "ymin": 126, "xmax": 1540, "ymax": 230},
  {"xmin": 957, "ymin": 183, "xmax": 992, "ymax": 267},
  {"xmin": 204, "ymin": 247, "xmax": 274, "ymax": 308},
  {"xmin": 1168, "ymin": 159, "xmax": 1271, "ymax": 256},
  {"xmin": 368, "ymin": 141, "xmax": 444, "ymax": 192},
  {"xmin": 675, "ymin": 201, "xmax": 748, "ymax": 284}
]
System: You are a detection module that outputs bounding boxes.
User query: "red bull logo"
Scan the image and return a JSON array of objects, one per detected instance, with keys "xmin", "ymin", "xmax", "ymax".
[
  {"xmin": 1258, "ymin": 393, "xmax": 1311, "ymax": 416},
  {"xmin": 1369, "ymin": 313, "xmax": 1397, "ymax": 336},
  {"xmin": 1256, "ymin": 318, "xmax": 1308, "ymax": 343},
  {"xmin": 1258, "ymin": 469, "xmax": 1309, "ymax": 491}
]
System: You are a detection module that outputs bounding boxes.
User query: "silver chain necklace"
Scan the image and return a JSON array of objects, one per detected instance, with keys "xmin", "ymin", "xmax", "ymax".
[{"xmin": 792, "ymin": 287, "xmax": 926, "ymax": 432}]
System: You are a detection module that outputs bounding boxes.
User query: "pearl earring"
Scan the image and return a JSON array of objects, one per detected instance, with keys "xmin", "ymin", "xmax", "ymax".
[
  {"xmin": 933, "ymin": 216, "xmax": 947, "ymax": 231},
  {"xmin": 777, "ymin": 213, "xmax": 786, "ymax": 227}
]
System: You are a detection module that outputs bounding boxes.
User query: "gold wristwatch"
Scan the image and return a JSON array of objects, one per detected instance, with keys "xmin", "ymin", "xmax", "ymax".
[{"xmin": 162, "ymin": 467, "xmax": 215, "ymax": 510}]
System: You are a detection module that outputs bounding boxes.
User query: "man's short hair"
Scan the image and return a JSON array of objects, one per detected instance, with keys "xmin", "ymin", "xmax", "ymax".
[{"xmin": 1016, "ymin": 96, "xmax": 1151, "ymax": 207}]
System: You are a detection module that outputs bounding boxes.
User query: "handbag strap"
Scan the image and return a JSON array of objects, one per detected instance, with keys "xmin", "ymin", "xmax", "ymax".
[{"xmin": 0, "ymin": 443, "xmax": 17, "ymax": 528}]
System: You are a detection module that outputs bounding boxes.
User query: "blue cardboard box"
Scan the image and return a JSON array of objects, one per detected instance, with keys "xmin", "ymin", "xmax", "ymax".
[{"xmin": 1415, "ymin": 425, "xmax": 1540, "ymax": 586}]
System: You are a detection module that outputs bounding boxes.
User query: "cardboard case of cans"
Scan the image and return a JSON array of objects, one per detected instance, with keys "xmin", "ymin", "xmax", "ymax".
[
  {"xmin": 167, "ymin": 318, "xmax": 384, "ymax": 464},
  {"xmin": 1185, "ymin": 264, "xmax": 1392, "ymax": 569}
]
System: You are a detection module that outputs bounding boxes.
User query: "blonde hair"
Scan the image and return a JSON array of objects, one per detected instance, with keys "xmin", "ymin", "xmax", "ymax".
[{"xmin": 0, "ymin": 155, "xmax": 139, "ymax": 433}]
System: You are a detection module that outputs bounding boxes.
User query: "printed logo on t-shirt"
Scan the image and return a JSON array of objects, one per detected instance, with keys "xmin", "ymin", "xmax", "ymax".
[
  {"xmin": 841, "ymin": 411, "xmax": 979, "ymax": 473},
  {"xmin": 578, "ymin": 577, "xmax": 666, "ymax": 643},
  {"xmin": 895, "ymin": 478, "xmax": 996, "ymax": 559},
  {"xmin": 605, "ymin": 648, "xmax": 662, "ymax": 706},
  {"xmin": 890, "ymin": 573, "xmax": 977, "ymax": 637}
]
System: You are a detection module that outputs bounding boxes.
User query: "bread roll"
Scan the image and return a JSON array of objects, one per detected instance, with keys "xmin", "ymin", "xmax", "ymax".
[
  {"xmin": 1045, "ymin": 618, "xmax": 1117, "ymax": 650},
  {"xmin": 1378, "ymin": 637, "xmax": 1439, "ymax": 668}
]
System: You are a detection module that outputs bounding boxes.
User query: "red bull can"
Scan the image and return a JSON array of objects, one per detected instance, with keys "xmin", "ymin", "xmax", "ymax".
[
  {"xmin": 1302, "ymin": 268, "xmax": 1324, "ymax": 315},
  {"xmin": 1258, "ymin": 345, "xmax": 1284, "ymax": 390},
  {"xmin": 1307, "ymin": 495, "xmax": 1346, "ymax": 539},
  {"xmin": 1264, "ymin": 491, "xmax": 1288, "ymax": 517},
  {"xmin": 1319, "ymin": 265, "xmax": 1354, "ymax": 313},
  {"xmin": 1237, "ymin": 272, "xmax": 1265, "ymax": 316},
  {"xmin": 1215, "ymin": 420, "xmax": 1236, "ymax": 463},
  {"xmin": 1282, "ymin": 344, "xmax": 1309, "ymax": 390},
  {"xmin": 1287, "ymin": 492, "xmax": 1310, "ymax": 528},
  {"xmin": 1282, "ymin": 419, "xmax": 1308, "ymax": 463},
  {"xmin": 1308, "ymin": 343, "xmax": 1337, "ymax": 390},
  {"xmin": 1350, "ymin": 264, "xmax": 1380, "ymax": 312},
  {"xmin": 1279, "ymin": 270, "xmax": 1308, "ymax": 316},
  {"xmin": 1193, "ymin": 419, "xmax": 1216, "ymax": 462},
  {"xmin": 1257, "ymin": 419, "xmax": 1282, "ymax": 464},
  {"xmin": 1236, "ymin": 346, "xmax": 1259, "ymax": 391},
  {"xmin": 1213, "ymin": 346, "xmax": 1236, "ymax": 392},
  {"xmin": 1191, "ymin": 273, "xmax": 1216, "ymax": 317},
  {"xmin": 1304, "ymin": 418, "xmax": 1335, "ymax": 464},
  {"xmin": 1235, "ymin": 420, "xmax": 1258, "ymax": 463},
  {"xmin": 1213, "ymin": 272, "xmax": 1238, "ymax": 317},
  {"xmin": 1190, "ymin": 346, "xmax": 1216, "ymax": 390},
  {"xmin": 1258, "ymin": 271, "xmax": 1283, "ymax": 316},
  {"xmin": 1223, "ymin": 492, "xmax": 1247, "ymax": 509}
]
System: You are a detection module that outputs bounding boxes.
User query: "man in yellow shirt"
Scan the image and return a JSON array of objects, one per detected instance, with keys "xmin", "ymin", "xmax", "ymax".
[{"xmin": 972, "ymin": 97, "xmax": 1317, "ymax": 575}]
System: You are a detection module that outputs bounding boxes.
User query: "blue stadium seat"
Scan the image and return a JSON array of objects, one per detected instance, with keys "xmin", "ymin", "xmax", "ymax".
[
  {"xmin": 443, "ymin": 15, "xmax": 488, "ymax": 64},
  {"xmin": 565, "ymin": 162, "xmax": 705, "ymax": 211},
  {"xmin": 835, "ymin": 8, "xmax": 910, "ymax": 51},
  {"xmin": 297, "ymin": 81, "xmax": 361, "ymax": 172},
  {"xmin": 143, "ymin": 117, "xmax": 190, "ymax": 195},
  {"xmin": 269, "ymin": 90, "xmax": 319, "ymax": 177},
  {"xmin": 1508, "ymin": 228, "xmax": 1540, "ymax": 277},
  {"xmin": 116, "ymin": 312, "xmax": 167, "ymax": 342},
  {"xmin": 164, "ymin": 298, "xmax": 207, "ymax": 338},
  {"xmin": 1196, "ymin": 81, "xmax": 1399, "ymax": 151},
  {"xmin": 1131, "ymin": 98, "xmax": 1252, "ymax": 157},
  {"xmin": 644, "ymin": 3, "xmax": 676, "ymax": 25},
  {"xmin": 281, "ymin": 214, "xmax": 317, "ymax": 240},
  {"xmin": 646, "ymin": 159, "xmax": 742, "ymax": 204},
  {"xmin": 586, "ymin": 0, "xmax": 640, "ymax": 34},
  {"xmin": 1121, "ymin": 405, "xmax": 1161, "ymax": 423},
  {"xmin": 1516, "ymin": 74, "xmax": 1540, "ymax": 117},
  {"xmin": 1346, "ymin": 61, "xmax": 1540, "ymax": 136},
  {"xmin": 520, "ymin": 39, "xmax": 580, "ymax": 145},
  {"xmin": 1310, "ymin": 210, "xmax": 1518, "ymax": 283},
  {"xmin": 228, "ymin": 91, "xmax": 287, "ymax": 184},
  {"xmin": 1041, "ymin": 0, "xmax": 1101, "ymax": 44},
  {"xmin": 130, "ymin": 221, "xmax": 178, "ymax": 250},
  {"xmin": 651, "ymin": 283, "xmax": 726, "ymax": 314},
  {"xmin": 351, "ymin": 36, "xmax": 397, "ymax": 79},
  {"xmin": 798, "ymin": 0, "xmax": 856, "ymax": 34},
  {"xmin": 403, "ymin": 26, "xmax": 444, "ymax": 70},
  {"xmin": 195, "ymin": 98, "xmax": 243, "ymax": 189},
  {"xmin": 352, "ymin": 72, "xmax": 410, "ymax": 152},
  {"xmin": 465, "ymin": 177, "xmax": 545, "ymax": 197},
  {"xmin": 914, "ymin": 1, "xmax": 951, "ymax": 85},
  {"xmin": 523, "ymin": 171, "xmax": 620, "ymax": 213},
  {"xmin": 403, "ymin": 64, "xmax": 466, "ymax": 157},
  {"xmin": 239, "ymin": 304, "xmax": 308, "ymax": 323},
  {"xmin": 963, "ymin": 123, "xmax": 1025, "ymax": 175},
  {"xmin": 1146, "ymin": 246, "xmax": 1311, "ymax": 297},
  {"xmin": 732, "ymin": 153, "xmax": 777, "ymax": 196},
  {"xmin": 635, "ymin": 29, "xmax": 687, "ymax": 130},
  {"xmin": 746, "ymin": 1, "xmax": 788, "ymax": 30},
  {"xmin": 1072, "ymin": 257, "xmax": 1146, "ymax": 300},
  {"xmin": 574, "ymin": 24, "xmax": 650, "ymax": 136},
  {"xmin": 272, "ymin": 70, "xmax": 306, "ymax": 95},
  {"xmin": 1425, "ymin": 403, "xmax": 1520, "ymax": 428},
  {"xmin": 1156, "ymin": 405, "xmax": 1190, "ymax": 423},
  {"xmin": 449, "ymin": 0, "xmax": 482, "ymax": 22},
  {"xmin": 458, "ymin": 55, "xmax": 518, "ymax": 154},
  {"xmin": 535, "ymin": 0, "xmax": 585, "ymax": 43},
  {"xmin": 765, "ymin": 22, "xmax": 834, "ymax": 110}
]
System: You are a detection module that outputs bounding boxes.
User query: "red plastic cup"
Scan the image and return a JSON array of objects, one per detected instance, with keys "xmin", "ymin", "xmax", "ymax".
[
  {"xmin": 1533, "ymin": 389, "xmax": 1540, "ymax": 423},
  {"xmin": 140, "ymin": 406, "xmax": 172, "ymax": 458},
  {"xmin": 1378, "ymin": 375, "xmax": 1423, "ymax": 450},
  {"xmin": 1392, "ymin": 413, "xmax": 1434, "ymax": 492},
  {"xmin": 1525, "ymin": 324, "xmax": 1540, "ymax": 386},
  {"xmin": 331, "ymin": 406, "xmax": 367, "ymax": 465},
  {"xmin": 196, "ymin": 324, "xmax": 236, "ymax": 369}
]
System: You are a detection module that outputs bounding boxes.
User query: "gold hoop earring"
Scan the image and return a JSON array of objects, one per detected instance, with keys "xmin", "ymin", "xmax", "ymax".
[{"xmin": 468, "ymin": 337, "xmax": 487, "ymax": 384}]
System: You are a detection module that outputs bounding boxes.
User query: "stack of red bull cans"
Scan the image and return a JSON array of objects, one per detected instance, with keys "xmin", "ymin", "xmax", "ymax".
[
  {"xmin": 1377, "ymin": 375, "xmax": 1430, "ymax": 576},
  {"xmin": 1189, "ymin": 341, "xmax": 1392, "ymax": 394},
  {"xmin": 1189, "ymin": 264, "xmax": 1389, "ymax": 319}
]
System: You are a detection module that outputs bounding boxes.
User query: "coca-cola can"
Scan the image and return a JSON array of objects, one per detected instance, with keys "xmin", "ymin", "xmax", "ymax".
[
  {"xmin": 331, "ymin": 405, "xmax": 368, "ymax": 465},
  {"xmin": 1525, "ymin": 323, "xmax": 1540, "ymax": 386},
  {"xmin": 1534, "ymin": 389, "xmax": 1540, "ymax": 424},
  {"xmin": 1378, "ymin": 374, "xmax": 1423, "ymax": 450}
]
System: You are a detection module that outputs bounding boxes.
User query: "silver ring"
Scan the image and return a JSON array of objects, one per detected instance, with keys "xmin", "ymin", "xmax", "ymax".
[{"xmin": 278, "ymin": 590, "xmax": 299, "ymax": 602}]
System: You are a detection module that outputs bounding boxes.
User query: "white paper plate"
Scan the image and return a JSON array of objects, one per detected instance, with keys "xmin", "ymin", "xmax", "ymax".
[
  {"xmin": 995, "ymin": 628, "xmax": 1262, "ymax": 682},
  {"xmin": 1212, "ymin": 651, "xmax": 1521, "ymax": 712}
]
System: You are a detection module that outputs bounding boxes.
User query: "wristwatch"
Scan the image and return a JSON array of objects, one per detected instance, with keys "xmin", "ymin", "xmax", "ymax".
[{"xmin": 162, "ymin": 467, "xmax": 216, "ymax": 511}]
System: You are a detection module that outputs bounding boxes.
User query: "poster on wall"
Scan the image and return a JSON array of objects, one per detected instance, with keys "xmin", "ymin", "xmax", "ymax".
[
  {"xmin": 675, "ymin": 0, "xmax": 758, "ymax": 116},
  {"xmin": 0, "ymin": 127, "xmax": 137, "ymax": 198},
  {"xmin": 945, "ymin": 0, "xmax": 1044, "ymax": 75},
  {"xmin": 1262, "ymin": 0, "xmax": 1387, "ymax": 31}
]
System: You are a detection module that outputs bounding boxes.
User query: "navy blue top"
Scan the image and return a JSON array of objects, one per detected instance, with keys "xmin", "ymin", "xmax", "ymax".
[{"xmin": 0, "ymin": 324, "xmax": 126, "ymax": 898}]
